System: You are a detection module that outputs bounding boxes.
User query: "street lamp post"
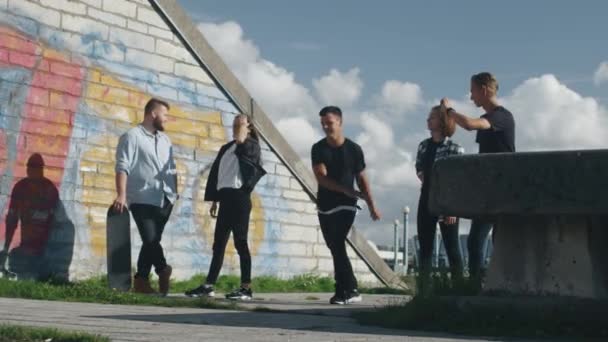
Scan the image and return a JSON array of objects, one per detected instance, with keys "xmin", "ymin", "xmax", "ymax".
[
  {"xmin": 403, "ymin": 206, "xmax": 410, "ymax": 275},
  {"xmin": 393, "ymin": 219, "xmax": 400, "ymax": 271}
]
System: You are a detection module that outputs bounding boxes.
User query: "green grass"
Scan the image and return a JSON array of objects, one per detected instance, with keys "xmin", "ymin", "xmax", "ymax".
[
  {"xmin": 0, "ymin": 324, "xmax": 109, "ymax": 342},
  {"xmin": 0, "ymin": 273, "xmax": 407, "ymax": 310},
  {"xmin": 354, "ymin": 272, "xmax": 608, "ymax": 339},
  {"xmin": 170, "ymin": 273, "xmax": 411, "ymax": 295},
  {"xmin": 0, "ymin": 277, "xmax": 239, "ymax": 310},
  {"xmin": 354, "ymin": 295, "xmax": 608, "ymax": 339},
  {"xmin": 170, "ymin": 273, "xmax": 336, "ymax": 293}
]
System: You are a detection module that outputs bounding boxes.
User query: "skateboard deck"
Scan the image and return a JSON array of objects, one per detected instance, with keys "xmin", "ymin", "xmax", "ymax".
[{"xmin": 106, "ymin": 205, "xmax": 131, "ymax": 291}]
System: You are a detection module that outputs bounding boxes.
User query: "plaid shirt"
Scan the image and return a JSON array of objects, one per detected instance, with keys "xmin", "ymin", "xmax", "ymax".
[{"xmin": 415, "ymin": 137, "xmax": 464, "ymax": 175}]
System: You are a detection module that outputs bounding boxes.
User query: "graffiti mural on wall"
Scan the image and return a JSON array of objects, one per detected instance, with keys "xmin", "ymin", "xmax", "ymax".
[{"xmin": 0, "ymin": 25, "xmax": 269, "ymax": 279}]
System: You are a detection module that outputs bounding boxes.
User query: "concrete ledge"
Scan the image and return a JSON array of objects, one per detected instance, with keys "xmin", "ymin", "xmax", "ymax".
[
  {"xmin": 429, "ymin": 149, "xmax": 608, "ymax": 218},
  {"xmin": 486, "ymin": 216, "xmax": 608, "ymax": 298}
]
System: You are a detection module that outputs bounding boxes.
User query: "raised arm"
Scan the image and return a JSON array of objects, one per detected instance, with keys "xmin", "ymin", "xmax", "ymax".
[{"xmin": 440, "ymin": 98, "xmax": 490, "ymax": 131}]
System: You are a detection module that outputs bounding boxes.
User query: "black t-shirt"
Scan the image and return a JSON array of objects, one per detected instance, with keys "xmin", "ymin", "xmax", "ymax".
[
  {"xmin": 475, "ymin": 106, "xmax": 516, "ymax": 153},
  {"xmin": 311, "ymin": 138, "xmax": 365, "ymax": 211}
]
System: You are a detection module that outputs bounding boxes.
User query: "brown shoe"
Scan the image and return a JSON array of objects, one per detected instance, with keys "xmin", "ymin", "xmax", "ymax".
[
  {"xmin": 157, "ymin": 265, "xmax": 172, "ymax": 296},
  {"xmin": 133, "ymin": 276, "xmax": 156, "ymax": 294}
]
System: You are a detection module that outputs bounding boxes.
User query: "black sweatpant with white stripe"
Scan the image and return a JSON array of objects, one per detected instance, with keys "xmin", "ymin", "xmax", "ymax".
[{"xmin": 318, "ymin": 210, "xmax": 357, "ymax": 295}]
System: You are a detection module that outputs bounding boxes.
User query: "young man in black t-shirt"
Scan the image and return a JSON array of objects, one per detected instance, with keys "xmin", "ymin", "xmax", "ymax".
[
  {"xmin": 311, "ymin": 106, "xmax": 381, "ymax": 305},
  {"xmin": 440, "ymin": 72, "xmax": 515, "ymax": 285}
]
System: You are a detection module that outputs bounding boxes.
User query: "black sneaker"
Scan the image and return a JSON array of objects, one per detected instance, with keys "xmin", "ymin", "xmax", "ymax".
[
  {"xmin": 185, "ymin": 284, "xmax": 215, "ymax": 298},
  {"xmin": 346, "ymin": 289, "xmax": 362, "ymax": 304},
  {"xmin": 329, "ymin": 294, "xmax": 347, "ymax": 305},
  {"xmin": 225, "ymin": 287, "xmax": 252, "ymax": 300}
]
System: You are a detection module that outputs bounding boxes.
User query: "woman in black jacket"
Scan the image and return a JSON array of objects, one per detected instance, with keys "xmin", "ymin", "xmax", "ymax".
[
  {"xmin": 415, "ymin": 105, "xmax": 464, "ymax": 287},
  {"xmin": 185, "ymin": 114, "xmax": 266, "ymax": 300}
]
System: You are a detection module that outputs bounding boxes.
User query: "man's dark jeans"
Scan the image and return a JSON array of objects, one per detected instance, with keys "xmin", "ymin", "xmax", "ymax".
[
  {"xmin": 467, "ymin": 219, "xmax": 493, "ymax": 279},
  {"xmin": 130, "ymin": 198, "xmax": 173, "ymax": 279}
]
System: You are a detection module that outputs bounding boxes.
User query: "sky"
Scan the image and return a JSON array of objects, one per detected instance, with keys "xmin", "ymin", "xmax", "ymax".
[{"xmin": 177, "ymin": 0, "xmax": 608, "ymax": 245}]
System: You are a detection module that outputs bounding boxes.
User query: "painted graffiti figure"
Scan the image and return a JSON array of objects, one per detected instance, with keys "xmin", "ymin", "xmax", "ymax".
[
  {"xmin": 0, "ymin": 154, "xmax": 62, "ymax": 280},
  {"xmin": 440, "ymin": 72, "xmax": 516, "ymax": 287},
  {"xmin": 311, "ymin": 106, "xmax": 381, "ymax": 304},
  {"xmin": 415, "ymin": 106, "xmax": 464, "ymax": 288},
  {"xmin": 113, "ymin": 98, "xmax": 178, "ymax": 295},
  {"xmin": 186, "ymin": 114, "xmax": 266, "ymax": 300}
]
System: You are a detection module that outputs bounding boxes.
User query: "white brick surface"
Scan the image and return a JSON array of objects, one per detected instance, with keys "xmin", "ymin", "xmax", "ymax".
[
  {"xmin": 125, "ymin": 49, "xmax": 173, "ymax": 73},
  {"xmin": 274, "ymin": 242, "xmax": 309, "ymax": 257},
  {"xmin": 317, "ymin": 257, "xmax": 334, "ymax": 273},
  {"xmin": 301, "ymin": 213, "xmax": 319, "ymax": 227},
  {"xmin": 41, "ymin": 0, "xmax": 86, "ymax": 15},
  {"xmin": 137, "ymin": 6, "xmax": 166, "ymax": 28},
  {"xmin": 305, "ymin": 203, "xmax": 318, "ymax": 214},
  {"xmin": 149, "ymin": 26, "xmax": 173, "ymax": 40},
  {"xmin": 174, "ymin": 62, "xmax": 213, "ymax": 84},
  {"xmin": 80, "ymin": 0, "xmax": 102, "ymax": 8},
  {"xmin": 283, "ymin": 190, "xmax": 309, "ymax": 201},
  {"xmin": 127, "ymin": 19, "xmax": 147, "ymax": 33},
  {"xmin": 155, "ymin": 39, "xmax": 191, "ymax": 62},
  {"xmin": 290, "ymin": 178, "xmax": 303, "ymax": 190},
  {"xmin": 62, "ymin": 13, "xmax": 109, "ymax": 39},
  {"xmin": 273, "ymin": 175, "xmax": 290, "ymax": 188},
  {"xmin": 10, "ymin": 0, "xmax": 61, "ymax": 28},
  {"xmin": 88, "ymin": 7, "xmax": 126, "ymax": 27},
  {"xmin": 312, "ymin": 243, "xmax": 332, "ymax": 258},
  {"xmin": 109, "ymin": 27, "xmax": 154, "ymax": 52},
  {"xmin": 280, "ymin": 225, "xmax": 318, "ymax": 243},
  {"xmin": 275, "ymin": 164, "xmax": 292, "ymax": 176},
  {"xmin": 102, "ymin": 0, "xmax": 136, "ymax": 18},
  {"xmin": 288, "ymin": 201, "xmax": 308, "ymax": 213}
]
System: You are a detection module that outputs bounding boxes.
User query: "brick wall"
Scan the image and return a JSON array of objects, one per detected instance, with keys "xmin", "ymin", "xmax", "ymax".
[{"xmin": 0, "ymin": 0, "xmax": 378, "ymax": 285}]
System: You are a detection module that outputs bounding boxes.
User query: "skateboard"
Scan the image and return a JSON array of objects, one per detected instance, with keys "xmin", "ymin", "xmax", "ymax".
[{"xmin": 106, "ymin": 205, "xmax": 131, "ymax": 291}]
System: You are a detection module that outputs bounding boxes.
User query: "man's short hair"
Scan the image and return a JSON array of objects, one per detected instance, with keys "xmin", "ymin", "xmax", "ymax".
[
  {"xmin": 319, "ymin": 106, "xmax": 342, "ymax": 118},
  {"xmin": 471, "ymin": 72, "xmax": 499, "ymax": 94},
  {"xmin": 144, "ymin": 98, "xmax": 170, "ymax": 116}
]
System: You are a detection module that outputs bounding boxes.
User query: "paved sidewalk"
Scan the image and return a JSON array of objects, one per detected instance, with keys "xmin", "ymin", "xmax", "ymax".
[
  {"xmin": 169, "ymin": 292, "xmax": 410, "ymax": 317},
  {"xmin": 0, "ymin": 295, "xmax": 513, "ymax": 342}
]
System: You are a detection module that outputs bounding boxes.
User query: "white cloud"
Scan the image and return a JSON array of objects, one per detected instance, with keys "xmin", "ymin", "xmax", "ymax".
[
  {"xmin": 593, "ymin": 61, "xmax": 608, "ymax": 86},
  {"xmin": 356, "ymin": 113, "xmax": 419, "ymax": 189},
  {"xmin": 275, "ymin": 117, "xmax": 322, "ymax": 159},
  {"xmin": 376, "ymin": 80, "xmax": 423, "ymax": 114},
  {"xmin": 198, "ymin": 21, "xmax": 318, "ymax": 120},
  {"xmin": 357, "ymin": 112, "xmax": 394, "ymax": 153},
  {"xmin": 503, "ymin": 74, "xmax": 608, "ymax": 150},
  {"xmin": 313, "ymin": 68, "xmax": 363, "ymax": 108},
  {"xmin": 197, "ymin": 21, "xmax": 259, "ymax": 69}
]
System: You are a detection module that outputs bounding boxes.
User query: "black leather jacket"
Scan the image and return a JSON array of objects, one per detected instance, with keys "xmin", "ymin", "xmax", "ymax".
[{"xmin": 204, "ymin": 138, "xmax": 267, "ymax": 201}]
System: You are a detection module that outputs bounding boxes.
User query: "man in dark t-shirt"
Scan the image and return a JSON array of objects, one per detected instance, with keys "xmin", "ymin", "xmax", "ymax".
[
  {"xmin": 440, "ymin": 72, "xmax": 516, "ymax": 286},
  {"xmin": 475, "ymin": 106, "xmax": 515, "ymax": 153},
  {"xmin": 311, "ymin": 105, "xmax": 381, "ymax": 305}
]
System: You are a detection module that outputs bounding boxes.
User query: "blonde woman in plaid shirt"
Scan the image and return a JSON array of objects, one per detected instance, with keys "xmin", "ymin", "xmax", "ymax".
[{"xmin": 415, "ymin": 105, "xmax": 464, "ymax": 286}]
